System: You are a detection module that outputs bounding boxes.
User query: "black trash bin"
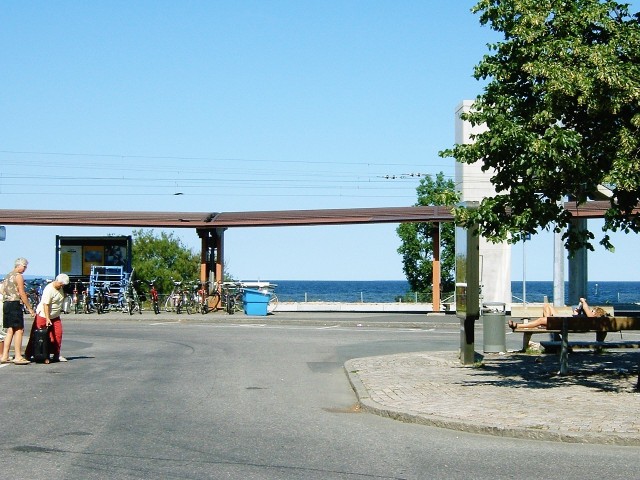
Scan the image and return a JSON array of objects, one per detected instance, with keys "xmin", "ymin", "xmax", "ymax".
[{"xmin": 482, "ymin": 302, "xmax": 506, "ymax": 353}]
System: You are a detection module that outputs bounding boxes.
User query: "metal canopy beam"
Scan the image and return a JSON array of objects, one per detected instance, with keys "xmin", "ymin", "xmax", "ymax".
[
  {"xmin": 0, "ymin": 206, "xmax": 455, "ymax": 228},
  {"xmin": 0, "ymin": 201, "xmax": 630, "ymax": 229}
]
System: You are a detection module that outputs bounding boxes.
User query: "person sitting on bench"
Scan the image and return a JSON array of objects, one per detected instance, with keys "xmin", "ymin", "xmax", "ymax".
[{"xmin": 508, "ymin": 297, "xmax": 600, "ymax": 331}]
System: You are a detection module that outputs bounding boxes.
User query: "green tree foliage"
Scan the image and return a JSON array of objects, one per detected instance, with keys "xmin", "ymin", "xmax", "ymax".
[
  {"xmin": 131, "ymin": 229, "xmax": 200, "ymax": 295},
  {"xmin": 396, "ymin": 173, "xmax": 459, "ymax": 297},
  {"xmin": 441, "ymin": 0, "xmax": 640, "ymax": 252}
]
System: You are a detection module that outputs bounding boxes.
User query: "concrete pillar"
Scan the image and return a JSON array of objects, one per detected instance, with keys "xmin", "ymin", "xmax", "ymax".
[
  {"xmin": 454, "ymin": 101, "xmax": 512, "ymax": 310},
  {"xmin": 214, "ymin": 228, "xmax": 226, "ymax": 287},
  {"xmin": 199, "ymin": 232, "xmax": 209, "ymax": 283},
  {"xmin": 568, "ymin": 219, "xmax": 588, "ymax": 305},
  {"xmin": 553, "ymin": 228, "xmax": 566, "ymax": 306}
]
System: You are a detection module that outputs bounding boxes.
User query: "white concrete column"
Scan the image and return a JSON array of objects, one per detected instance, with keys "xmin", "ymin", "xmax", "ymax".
[
  {"xmin": 454, "ymin": 101, "xmax": 512, "ymax": 310},
  {"xmin": 568, "ymin": 219, "xmax": 588, "ymax": 305},
  {"xmin": 553, "ymin": 228, "xmax": 566, "ymax": 306}
]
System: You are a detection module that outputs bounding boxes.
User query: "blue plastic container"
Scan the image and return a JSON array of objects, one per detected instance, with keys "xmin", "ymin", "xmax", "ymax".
[{"xmin": 243, "ymin": 288, "xmax": 271, "ymax": 316}]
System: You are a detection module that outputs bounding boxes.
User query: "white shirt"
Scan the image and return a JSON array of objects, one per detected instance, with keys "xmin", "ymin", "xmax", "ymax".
[{"xmin": 36, "ymin": 282, "xmax": 65, "ymax": 319}]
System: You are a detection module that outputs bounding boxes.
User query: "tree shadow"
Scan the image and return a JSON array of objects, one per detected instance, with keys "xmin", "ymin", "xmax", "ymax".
[{"xmin": 463, "ymin": 351, "xmax": 639, "ymax": 393}]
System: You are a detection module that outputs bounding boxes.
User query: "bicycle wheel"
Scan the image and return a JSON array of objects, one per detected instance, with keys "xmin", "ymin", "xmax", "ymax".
[
  {"xmin": 164, "ymin": 295, "xmax": 174, "ymax": 312},
  {"xmin": 226, "ymin": 295, "xmax": 235, "ymax": 314},
  {"xmin": 267, "ymin": 293, "xmax": 278, "ymax": 313},
  {"xmin": 185, "ymin": 294, "xmax": 193, "ymax": 315},
  {"xmin": 233, "ymin": 292, "xmax": 244, "ymax": 313},
  {"xmin": 152, "ymin": 298, "xmax": 160, "ymax": 314},
  {"xmin": 26, "ymin": 293, "xmax": 39, "ymax": 313},
  {"xmin": 200, "ymin": 298, "xmax": 209, "ymax": 314},
  {"xmin": 95, "ymin": 292, "xmax": 103, "ymax": 314},
  {"xmin": 62, "ymin": 296, "xmax": 71, "ymax": 314},
  {"xmin": 209, "ymin": 291, "xmax": 221, "ymax": 312},
  {"xmin": 127, "ymin": 290, "xmax": 140, "ymax": 315}
]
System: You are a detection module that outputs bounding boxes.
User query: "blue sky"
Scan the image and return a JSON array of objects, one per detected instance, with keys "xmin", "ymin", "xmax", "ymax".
[{"xmin": 1, "ymin": 0, "xmax": 638, "ymax": 281}]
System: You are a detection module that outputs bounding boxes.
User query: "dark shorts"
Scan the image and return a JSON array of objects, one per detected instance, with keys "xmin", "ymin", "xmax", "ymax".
[{"xmin": 3, "ymin": 301, "xmax": 25, "ymax": 329}]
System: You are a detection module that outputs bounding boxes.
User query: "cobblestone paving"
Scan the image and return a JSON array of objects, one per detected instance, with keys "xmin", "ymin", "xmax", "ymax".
[{"xmin": 346, "ymin": 350, "xmax": 640, "ymax": 445}]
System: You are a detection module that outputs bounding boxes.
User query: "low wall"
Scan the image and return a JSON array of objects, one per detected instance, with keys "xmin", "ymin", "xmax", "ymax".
[{"xmin": 275, "ymin": 302, "xmax": 450, "ymax": 313}]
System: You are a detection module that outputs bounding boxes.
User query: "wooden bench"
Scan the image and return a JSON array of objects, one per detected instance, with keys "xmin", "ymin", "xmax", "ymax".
[
  {"xmin": 535, "ymin": 316, "xmax": 640, "ymax": 376},
  {"xmin": 511, "ymin": 305, "xmax": 615, "ymax": 352}
]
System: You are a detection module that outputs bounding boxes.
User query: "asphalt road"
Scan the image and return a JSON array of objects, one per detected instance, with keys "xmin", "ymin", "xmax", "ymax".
[{"xmin": 1, "ymin": 316, "xmax": 637, "ymax": 479}]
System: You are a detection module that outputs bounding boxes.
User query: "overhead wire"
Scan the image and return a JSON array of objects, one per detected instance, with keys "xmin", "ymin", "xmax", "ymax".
[{"xmin": 0, "ymin": 149, "xmax": 473, "ymax": 200}]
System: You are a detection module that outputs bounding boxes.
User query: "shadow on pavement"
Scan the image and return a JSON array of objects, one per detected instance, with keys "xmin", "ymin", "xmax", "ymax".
[{"xmin": 468, "ymin": 351, "xmax": 639, "ymax": 393}]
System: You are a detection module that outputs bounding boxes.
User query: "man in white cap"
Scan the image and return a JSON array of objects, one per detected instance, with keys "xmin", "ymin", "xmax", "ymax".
[{"xmin": 25, "ymin": 274, "xmax": 70, "ymax": 363}]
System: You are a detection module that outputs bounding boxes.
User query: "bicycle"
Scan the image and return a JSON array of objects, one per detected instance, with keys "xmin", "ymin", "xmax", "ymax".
[
  {"xmin": 83, "ymin": 283, "xmax": 99, "ymax": 314},
  {"xmin": 180, "ymin": 281, "xmax": 196, "ymax": 315},
  {"xmin": 196, "ymin": 281, "xmax": 211, "ymax": 315},
  {"xmin": 123, "ymin": 278, "xmax": 142, "ymax": 315},
  {"xmin": 146, "ymin": 278, "xmax": 161, "ymax": 314},
  {"xmin": 61, "ymin": 285, "xmax": 72, "ymax": 314},
  {"xmin": 70, "ymin": 281, "xmax": 82, "ymax": 314},
  {"xmin": 219, "ymin": 282, "xmax": 244, "ymax": 314},
  {"xmin": 80, "ymin": 283, "xmax": 93, "ymax": 314},
  {"xmin": 209, "ymin": 282, "xmax": 222, "ymax": 312},
  {"xmin": 93, "ymin": 282, "xmax": 107, "ymax": 314},
  {"xmin": 24, "ymin": 278, "xmax": 46, "ymax": 313},
  {"xmin": 165, "ymin": 278, "xmax": 184, "ymax": 313},
  {"xmin": 102, "ymin": 281, "xmax": 121, "ymax": 312},
  {"xmin": 266, "ymin": 290, "xmax": 279, "ymax": 313}
]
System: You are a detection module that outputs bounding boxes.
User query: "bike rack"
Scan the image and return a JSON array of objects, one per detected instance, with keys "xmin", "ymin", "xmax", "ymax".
[{"xmin": 89, "ymin": 265, "xmax": 126, "ymax": 305}]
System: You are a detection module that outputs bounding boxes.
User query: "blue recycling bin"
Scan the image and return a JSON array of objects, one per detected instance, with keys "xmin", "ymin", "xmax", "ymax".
[{"xmin": 243, "ymin": 288, "xmax": 271, "ymax": 316}]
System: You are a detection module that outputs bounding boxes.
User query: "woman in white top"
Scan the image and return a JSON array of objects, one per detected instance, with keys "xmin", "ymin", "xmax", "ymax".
[{"xmin": 24, "ymin": 273, "xmax": 69, "ymax": 363}]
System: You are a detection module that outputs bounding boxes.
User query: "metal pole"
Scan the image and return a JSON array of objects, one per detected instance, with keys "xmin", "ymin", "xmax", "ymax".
[
  {"xmin": 432, "ymin": 222, "xmax": 441, "ymax": 312},
  {"xmin": 522, "ymin": 238, "xmax": 526, "ymax": 306}
]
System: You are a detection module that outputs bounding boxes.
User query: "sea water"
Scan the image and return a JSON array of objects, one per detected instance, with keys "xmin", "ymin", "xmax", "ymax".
[
  {"xmin": 268, "ymin": 280, "xmax": 640, "ymax": 305},
  {"xmin": 22, "ymin": 275, "xmax": 640, "ymax": 306}
]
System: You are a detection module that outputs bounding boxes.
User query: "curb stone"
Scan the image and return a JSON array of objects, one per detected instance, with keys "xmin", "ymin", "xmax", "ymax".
[{"xmin": 344, "ymin": 352, "xmax": 640, "ymax": 446}]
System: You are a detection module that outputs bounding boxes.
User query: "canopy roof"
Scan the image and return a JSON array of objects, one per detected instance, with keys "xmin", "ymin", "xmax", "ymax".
[
  {"xmin": 0, "ymin": 206, "xmax": 453, "ymax": 228},
  {"xmin": 0, "ymin": 201, "xmax": 628, "ymax": 229}
]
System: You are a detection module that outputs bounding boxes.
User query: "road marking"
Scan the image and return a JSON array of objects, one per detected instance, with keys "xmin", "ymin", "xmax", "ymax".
[{"xmin": 182, "ymin": 323, "xmax": 457, "ymax": 334}]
